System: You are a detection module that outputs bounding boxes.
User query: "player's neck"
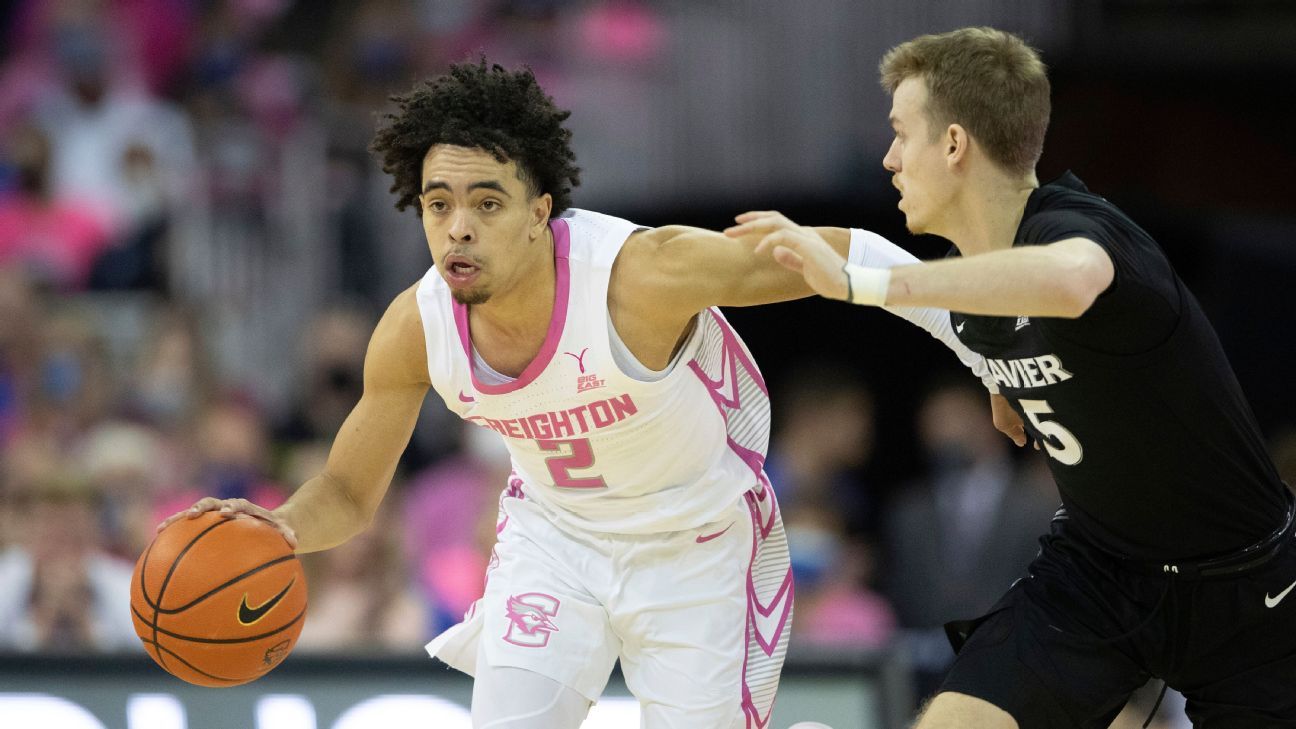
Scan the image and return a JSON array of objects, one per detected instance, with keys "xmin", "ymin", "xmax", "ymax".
[
  {"xmin": 469, "ymin": 230, "xmax": 557, "ymax": 344},
  {"xmin": 945, "ymin": 170, "xmax": 1037, "ymax": 257}
]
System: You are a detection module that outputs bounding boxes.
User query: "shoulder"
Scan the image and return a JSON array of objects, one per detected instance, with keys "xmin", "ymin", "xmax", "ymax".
[
  {"xmin": 1021, "ymin": 177, "xmax": 1150, "ymax": 251},
  {"xmin": 558, "ymin": 208, "xmax": 646, "ymax": 263},
  {"xmin": 366, "ymin": 284, "xmax": 431, "ymax": 388}
]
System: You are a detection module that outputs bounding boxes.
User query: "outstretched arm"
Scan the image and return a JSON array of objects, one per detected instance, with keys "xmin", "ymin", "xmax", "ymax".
[
  {"xmin": 606, "ymin": 222, "xmax": 852, "ymax": 369},
  {"xmin": 729, "ymin": 211, "xmax": 1114, "ymax": 318},
  {"xmin": 159, "ymin": 286, "xmax": 432, "ymax": 552}
]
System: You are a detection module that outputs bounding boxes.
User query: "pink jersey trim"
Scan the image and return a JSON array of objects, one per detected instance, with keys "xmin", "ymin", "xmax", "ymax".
[
  {"xmin": 688, "ymin": 309, "xmax": 773, "ymax": 484},
  {"xmin": 453, "ymin": 217, "xmax": 572, "ymax": 395},
  {"xmin": 741, "ymin": 486, "xmax": 792, "ymax": 729}
]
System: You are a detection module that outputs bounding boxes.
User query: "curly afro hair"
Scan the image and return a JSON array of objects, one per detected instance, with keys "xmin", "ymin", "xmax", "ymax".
[{"xmin": 371, "ymin": 60, "xmax": 581, "ymax": 217}]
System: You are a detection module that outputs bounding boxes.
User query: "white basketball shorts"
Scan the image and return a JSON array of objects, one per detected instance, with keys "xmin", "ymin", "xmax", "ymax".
[{"xmin": 426, "ymin": 478, "xmax": 792, "ymax": 728}]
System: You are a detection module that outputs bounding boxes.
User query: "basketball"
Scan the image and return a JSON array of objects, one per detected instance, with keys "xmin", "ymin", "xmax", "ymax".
[{"xmin": 130, "ymin": 511, "xmax": 308, "ymax": 687}]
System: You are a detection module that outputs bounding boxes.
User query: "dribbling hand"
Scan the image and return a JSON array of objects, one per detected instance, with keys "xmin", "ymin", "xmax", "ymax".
[
  {"xmin": 157, "ymin": 497, "xmax": 299, "ymax": 549},
  {"xmin": 725, "ymin": 211, "xmax": 849, "ymax": 301}
]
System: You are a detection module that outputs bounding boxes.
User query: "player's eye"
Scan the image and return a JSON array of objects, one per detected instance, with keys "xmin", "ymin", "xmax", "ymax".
[
  {"xmin": 427, "ymin": 199, "xmax": 449, "ymax": 213},
  {"xmin": 479, "ymin": 199, "xmax": 500, "ymax": 212}
]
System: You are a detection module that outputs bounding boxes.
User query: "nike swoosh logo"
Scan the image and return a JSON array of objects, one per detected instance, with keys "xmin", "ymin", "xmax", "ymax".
[
  {"xmin": 239, "ymin": 579, "xmax": 295, "ymax": 625},
  {"xmin": 956, "ymin": 322, "xmax": 966, "ymax": 333},
  {"xmin": 696, "ymin": 523, "xmax": 734, "ymax": 543},
  {"xmin": 1265, "ymin": 579, "xmax": 1296, "ymax": 608},
  {"xmin": 458, "ymin": 391, "xmax": 475, "ymax": 403}
]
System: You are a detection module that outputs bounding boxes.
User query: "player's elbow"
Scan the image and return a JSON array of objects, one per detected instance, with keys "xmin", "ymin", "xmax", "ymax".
[
  {"xmin": 1053, "ymin": 247, "xmax": 1113, "ymax": 318},
  {"xmin": 1053, "ymin": 276, "xmax": 1102, "ymax": 318}
]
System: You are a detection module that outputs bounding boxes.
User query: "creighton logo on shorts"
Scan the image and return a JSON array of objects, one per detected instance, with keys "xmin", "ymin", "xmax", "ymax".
[{"xmin": 503, "ymin": 593, "xmax": 561, "ymax": 647}]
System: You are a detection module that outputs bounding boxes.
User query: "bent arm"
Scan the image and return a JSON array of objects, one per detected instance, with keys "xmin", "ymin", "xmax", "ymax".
[
  {"xmin": 884, "ymin": 238, "xmax": 1114, "ymax": 318},
  {"xmin": 274, "ymin": 286, "xmax": 431, "ymax": 553}
]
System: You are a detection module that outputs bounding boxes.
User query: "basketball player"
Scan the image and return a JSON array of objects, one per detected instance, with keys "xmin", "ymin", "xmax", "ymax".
[
  {"xmin": 160, "ymin": 61, "xmax": 994, "ymax": 727},
  {"xmin": 731, "ymin": 27, "xmax": 1296, "ymax": 729}
]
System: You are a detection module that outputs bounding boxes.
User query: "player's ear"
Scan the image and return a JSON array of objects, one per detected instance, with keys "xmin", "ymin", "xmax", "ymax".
[
  {"xmin": 946, "ymin": 123, "xmax": 969, "ymax": 168},
  {"xmin": 530, "ymin": 193, "xmax": 553, "ymax": 241}
]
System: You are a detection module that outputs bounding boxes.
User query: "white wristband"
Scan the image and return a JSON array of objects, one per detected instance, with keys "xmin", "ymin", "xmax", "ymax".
[{"xmin": 843, "ymin": 263, "xmax": 891, "ymax": 306}]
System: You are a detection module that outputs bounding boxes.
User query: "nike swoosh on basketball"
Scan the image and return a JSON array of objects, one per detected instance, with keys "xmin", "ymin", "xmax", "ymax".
[
  {"xmin": 696, "ymin": 523, "xmax": 734, "ymax": 543},
  {"xmin": 1265, "ymin": 579, "xmax": 1296, "ymax": 608},
  {"xmin": 238, "ymin": 579, "xmax": 295, "ymax": 626},
  {"xmin": 458, "ymin": 391, "xmax": 475, "ymax": 403}
]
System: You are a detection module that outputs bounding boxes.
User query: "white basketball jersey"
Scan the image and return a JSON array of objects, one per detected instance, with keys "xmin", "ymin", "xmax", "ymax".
[{"xmin": 415, "ymin": 209, "xmax": 772, "ymax": 534}]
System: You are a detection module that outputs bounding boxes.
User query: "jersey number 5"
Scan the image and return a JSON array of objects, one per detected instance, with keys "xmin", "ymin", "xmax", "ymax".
[
  {"xmin": 1019, "ymin": 399, "xmax": 1084, "ymax": 466},
  {"xmin": 537, "ymin": 439, "xmax": 607, "ymax": 489}
]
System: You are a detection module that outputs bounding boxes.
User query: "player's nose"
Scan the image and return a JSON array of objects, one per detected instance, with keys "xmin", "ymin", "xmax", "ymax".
[
  {"xmin": 448, "ymin": 208, "xmax": 475, "ymax": 242},
  {"xmin": 882, "ymin": 139, "xmax": 901, "ymax": 173}
]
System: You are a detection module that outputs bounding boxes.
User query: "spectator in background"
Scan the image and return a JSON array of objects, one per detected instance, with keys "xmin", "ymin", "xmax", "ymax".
[
  {"xmin": 881, "ymin": 379, "xmax": 1057, "ymax": 697},
  {"xmin": 296, "ymin": 499, "xmax": 428, "ymax": 654},
  {"xmin": 79, "ymin": 420, "xmax": 170, "ymax": 560},
  {"xmin": 785, "ymin": 502, "xmax": 895, "ymax": 650},
  {"xmin": 153, "ymin": 395, "xmax": 286, "ymax": 525},
  {"xmin": 402, "ymin": 421, "xmax": 513, "ymax": 632},
  {"xmin": 29, "ymin": 1, "xmax": 196, "ymax": 242},
  {"xmin": 126, "ymin": 309, "xmax": 212, "ymax": 430},
  {"xmin": 277, "ymin": 305, "xmax": 371, "ymax": 445},
  {"xmin": 23, "ymin": 307, "xmax": 116, "ymax": 444},
  {"xmin": 766, "ymin": 361, "xmax": 876, "ymax": 536},
  {"xmin": 767, "ymin": 362, "xmax": 895, "ymax": 649},
  {"xmin": 0, "ymin": 265, "xmax": 41, "ymax": 445},
  {"xmin": 0, "ymin": 475, "xmax": 137, "ymax": 653},
  {"xmin": 0, "ymin": 124, "xmax": 111, "ymax": 289}
]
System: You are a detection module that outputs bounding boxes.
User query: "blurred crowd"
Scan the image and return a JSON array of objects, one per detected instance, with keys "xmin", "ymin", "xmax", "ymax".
[{"xmin": 0, "ymin": 2, "xmax": 1292, "ymax": 722}]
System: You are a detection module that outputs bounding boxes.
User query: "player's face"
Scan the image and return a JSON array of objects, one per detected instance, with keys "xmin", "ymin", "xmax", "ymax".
[
  {"xmin": 419, "ymin": 145, "xmax": 551, "ymax": 305},
  {"xmin": 882, "ymin": 77, "xmax": 956, "ymax": 235}
]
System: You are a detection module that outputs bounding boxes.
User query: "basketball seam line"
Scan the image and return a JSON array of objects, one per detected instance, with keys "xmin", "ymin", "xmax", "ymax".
[
  {"xmin": 132, "ymin": 604, "xmax": 307, "ymax": 644},
  {"xmin": 139, "ymin": 637, "xmax": 245, "ymax": 684},
  {"xmin": 150, "ymin": 517, "xmax": 236, "ymax": 672},
  {"xmin": 142, "ymin": 554, "xmax": 297, "ymax": 614}
]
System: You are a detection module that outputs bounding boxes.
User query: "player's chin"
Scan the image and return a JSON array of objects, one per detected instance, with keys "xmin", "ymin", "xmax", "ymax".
[{"xmin": 451, "ymin": 287, "xmax": 492, "ymax": 305}]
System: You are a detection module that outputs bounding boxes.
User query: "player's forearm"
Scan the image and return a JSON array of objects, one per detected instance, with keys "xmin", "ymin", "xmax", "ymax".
[
  {"xmin": 273, "ymin": 472, "xmax": 377, "ymax": 554},
  {"xmin": 725, "ymin": 226, "xmax": 852, "ymax": 305},
  {"xmin": 884, "ymin": 246, "xmax": 1103, "ymax": 318}
]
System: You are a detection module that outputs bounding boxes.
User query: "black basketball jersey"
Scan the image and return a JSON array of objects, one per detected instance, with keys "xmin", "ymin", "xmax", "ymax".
[{"xmin": 950, "ymin": 172, "xmax": 1286, "ymax": 560}]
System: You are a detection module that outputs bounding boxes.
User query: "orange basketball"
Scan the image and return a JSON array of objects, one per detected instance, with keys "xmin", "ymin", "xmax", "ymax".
[{"xmin": 130, "ymin": 511, "xmax": 308, "ymax": 687}]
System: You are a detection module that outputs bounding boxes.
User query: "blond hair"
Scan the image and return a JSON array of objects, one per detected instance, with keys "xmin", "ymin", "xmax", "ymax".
[{"xmin": 880, "ymin": 27, "xmax": 1050, "ymax": 176}]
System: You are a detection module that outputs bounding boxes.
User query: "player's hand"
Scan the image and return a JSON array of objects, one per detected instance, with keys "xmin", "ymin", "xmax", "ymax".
[
  {"xmin": 157, "ymin": 497, "xmax": 298, "ymax": 549},
  {"xmin": 990, "ymin": 393, "xmax": 1035, "ymax": 449},
  {"xmin": 726, "ymin": 211, "xmax": 849, "ymax": 301}
]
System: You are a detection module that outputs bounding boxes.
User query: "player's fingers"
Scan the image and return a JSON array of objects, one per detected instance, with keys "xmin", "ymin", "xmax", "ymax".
[
  {"xmin": 754, "ymin": 230, "xmax": 785, "ymax": 255},
  {"xmin": 158, "ymin": 497, "xmax": 219, "ymax": 531},
  {"xmin": 733, "ymin": 210, "xmax": 780, "ymax": 224},
  {"xmin": 772, "ymin": 245, "xmax": 804, "ymax": 272},
  {"xmin": 727, "ymin": 211, "xmax": 795, "ymax": 238},
  {"xmin": 759, "ymin": 230, "xmax": 802, "ymax": 256},
  {"xmin": 726, "ymin": 218, "xmax": 784, "ymax": 239},
  {"xmin": 1010, "ymin": 428, "xmax": 1027, "ymax": 447},
  {"xmin": 259, "ymin": 515, "xmax": 299, "ymax": 549}
]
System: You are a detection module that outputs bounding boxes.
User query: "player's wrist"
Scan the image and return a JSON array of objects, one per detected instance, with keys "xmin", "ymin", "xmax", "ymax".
[{"xmin": 842, "ymin": 263, "xmax": 891, "ymax": 306}]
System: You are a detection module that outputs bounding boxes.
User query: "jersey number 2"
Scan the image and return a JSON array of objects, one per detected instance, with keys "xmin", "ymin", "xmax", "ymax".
[
  {"xmin": 1019, "ymin": 399, "xmax": 1084, "ymax": 466},
  {"xmin": 537, "ymin": 439, "xmax": 607, "ymax": 489}
]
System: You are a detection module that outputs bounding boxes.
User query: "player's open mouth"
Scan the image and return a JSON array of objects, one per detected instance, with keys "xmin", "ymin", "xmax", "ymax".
[{"xmin": 444, "ymin": 256, "xmax": 481, "ymax": 286}]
